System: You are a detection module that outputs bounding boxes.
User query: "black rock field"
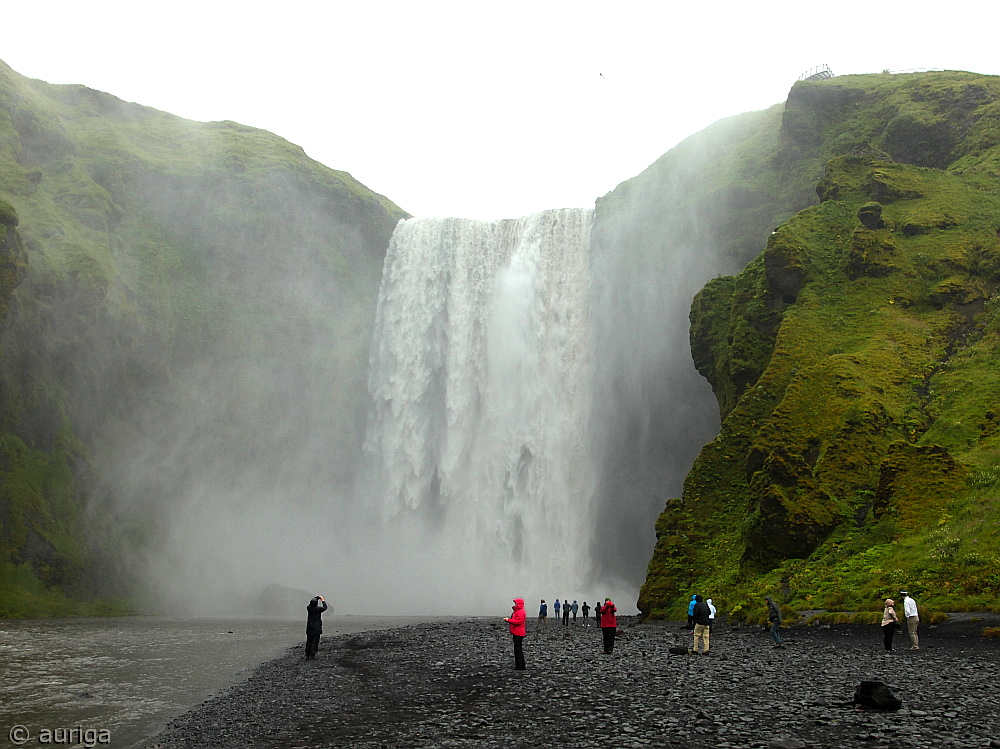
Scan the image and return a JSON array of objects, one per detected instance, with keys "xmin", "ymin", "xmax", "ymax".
[{"xmin": 147, "ymin": 617, "xmax": 1000, "ymax": 749}]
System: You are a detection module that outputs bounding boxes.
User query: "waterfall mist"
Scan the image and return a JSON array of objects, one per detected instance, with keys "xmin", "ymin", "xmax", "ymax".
[
  {"xmin": 94, "ymin": 144, "xmax": 767, "ymax": 616},
  {"xmin": 586, "ymin": 110, "xmax": 799, "ymax": 584},
  {"xmin": 34, "ymin": 107, "xmax": 788, "ymax": 617}
]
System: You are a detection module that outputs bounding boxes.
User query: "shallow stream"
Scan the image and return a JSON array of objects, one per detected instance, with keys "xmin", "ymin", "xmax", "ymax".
[{"xmin": 0, "ymin": 614, "xmax": 423, "ymax": 748}]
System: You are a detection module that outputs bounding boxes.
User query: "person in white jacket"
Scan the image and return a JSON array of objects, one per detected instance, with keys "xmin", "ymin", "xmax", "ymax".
[{"xmin": 901, "ymin": 590, "xmax": 920, "ymax": 650}]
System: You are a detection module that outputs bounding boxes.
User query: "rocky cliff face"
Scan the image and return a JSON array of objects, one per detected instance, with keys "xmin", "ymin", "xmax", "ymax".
[
  {"xmin": 640, "ymin": 71, "xmax": 1000, "ymax": 619},
  {"xmin": 0, "ymin": 60, "xmax": 406, "ymax": 614}
]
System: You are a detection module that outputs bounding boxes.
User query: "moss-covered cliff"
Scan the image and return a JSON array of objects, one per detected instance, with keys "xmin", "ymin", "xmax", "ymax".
[
  {"xmin": 0, "ymin": 60, "xmax": 406, "ymax": 616},
  {"xmin": 639, "ymin": 71, "xmax": 1000, "ymax": 619}
]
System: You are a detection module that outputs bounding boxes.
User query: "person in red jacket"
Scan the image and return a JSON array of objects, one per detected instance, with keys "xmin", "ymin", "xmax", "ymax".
[
  {"xmin": 599, "ymin": 597, "xmax": 618, "ymax": 653},
  {"xmin": 503, "ymin": 598, "xmax": 527, "ymax": 670}
]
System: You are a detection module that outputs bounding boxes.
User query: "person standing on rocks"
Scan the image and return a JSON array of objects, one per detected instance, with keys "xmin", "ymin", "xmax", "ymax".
[
  {"xmin": 600, "ymin": 598, "xmax": 618, "ymax": 653},
  {"xmin": 563, "ymin": 599, "xmax": 571, "ymax": 626},
  {"xmin": 554, "ymin": 599, "xmax": 561, "ymax": 622},
  {"xmin": 687, "ymin": 594, "xmax": 697, "ymax": 630},
  {"xmin": 504, "ymin": 598, "xmax": 527, "ymax": 670},
  {"xmin": 304, "ymin": 595, "xmax": 328, "ymax": 660},
  {"xmin": 571, "ymin": 600, "xmax": 579, "ymax": 622},
  {"xmin": 707, "ymin": 597, "xmax": 717, "ymax": 633},
  {"xmin": 582, "ymin": 601, "xmax": 590, "ymax": 624},
  {"xmin": 537, "ymin": 599, "xmax": 548, "ymax": 629},
  {"xmin": 881, "ymin": 598, "xmax": 899, "ymax": 652},
  {"xmin": 692, "ymin": 595, "xmax": 712, "ymax": 655},
  {"xmin": 765, "ymin": 596, "xmax": 783, "ymax": 648},
  {"xmin": 901, "ymin": 590, "xmax": 920, "ymax": 650}
]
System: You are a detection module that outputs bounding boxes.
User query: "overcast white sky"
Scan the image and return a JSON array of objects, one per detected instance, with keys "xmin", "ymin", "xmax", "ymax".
[{"xmin": 4, "ymin": 1, "xmax": 998, "ymax": 219}]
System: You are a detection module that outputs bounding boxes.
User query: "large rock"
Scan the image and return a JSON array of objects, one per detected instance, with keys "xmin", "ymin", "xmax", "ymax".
[{"xmin": 853, "ymin": 680, "xmax": 901, "ymax": 711}]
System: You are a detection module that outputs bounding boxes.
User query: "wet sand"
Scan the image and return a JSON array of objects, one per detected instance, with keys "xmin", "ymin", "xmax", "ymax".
[{"xmin": 148, "ymin": 617, "xmax": 1000, "ymax": 748}]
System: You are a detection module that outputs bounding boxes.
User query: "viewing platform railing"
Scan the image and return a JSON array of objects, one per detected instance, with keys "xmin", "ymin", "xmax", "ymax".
[{"xmin": 798, "ymin": 64, "xmax": 834, "ymax": 82}]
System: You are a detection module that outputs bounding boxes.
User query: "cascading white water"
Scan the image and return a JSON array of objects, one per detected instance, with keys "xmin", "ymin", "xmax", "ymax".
[{"xmin": 365, "ymin": 208, "xmax": 595, "ymax": 601}]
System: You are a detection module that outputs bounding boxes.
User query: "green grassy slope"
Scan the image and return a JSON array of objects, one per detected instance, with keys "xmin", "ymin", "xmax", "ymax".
[
  {"xmin": 639, "ymin": 71, "xmax": 1000, "ymax": 621},
  {"xmin": 0, "ymin": 60, "xmax": 406, "ymax": 616}
]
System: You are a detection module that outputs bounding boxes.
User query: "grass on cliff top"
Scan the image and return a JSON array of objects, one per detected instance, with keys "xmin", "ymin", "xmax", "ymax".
[
  {"xmin": 3, "ymin": 60, "xmax": 407, "ymax": 214},
  {"xmin": 792, "ymin": 71, "xmax": 1000, "ymax": 176}
]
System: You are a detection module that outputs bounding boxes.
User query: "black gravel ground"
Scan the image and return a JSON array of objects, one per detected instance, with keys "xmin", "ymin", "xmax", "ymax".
[{"xmin": 148, "ymin": 617, "xmax": 1000, "ymax": 749}]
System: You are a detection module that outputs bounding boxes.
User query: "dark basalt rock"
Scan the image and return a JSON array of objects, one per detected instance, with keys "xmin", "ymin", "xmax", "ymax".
[
  {"xmin": 853, "ymin": 680, "xmax": 901, "ymax": 710},
  {"xmin": 857, "ymin": 201, "xmax": 884, "ymax": 230},
  {"xmin": 150, "ymin": 618, "xmax": 1000, "ymax": 749}
]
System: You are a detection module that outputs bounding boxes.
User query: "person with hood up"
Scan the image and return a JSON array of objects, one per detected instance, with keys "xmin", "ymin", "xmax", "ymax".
[
  {"xmin": 687, "ymin": 594, "xmax": 698, "ymax": 630},
  {"xmin": 305, "ymin": 595, "xmax": 328, "ymax": 660},
  {"xmin": 707, "ymin": 598, "xmax": 717, "ymax": 632},
  {"xmin": 765, "ymin": 596, "xmax": 783, "ymax": 648},
  {"xmin": 692, "ymin": 594, "xmax": 712, "ymax": 654},
  {"xmin": 599, "ymin": 597, "xmax": 618, "ymax": 653},
  {"xmin": 881, "ymin": 598, "xmax": 899, "ymax": 652},
  {"xmin": 504, "ymin": 598, "xmax": 527, "ymax": 670}
]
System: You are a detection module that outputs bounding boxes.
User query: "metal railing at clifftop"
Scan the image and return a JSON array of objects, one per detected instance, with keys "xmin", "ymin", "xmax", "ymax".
[{"xmin": 798, "ymin": 64, "xmax": 834, "ymax": 82}]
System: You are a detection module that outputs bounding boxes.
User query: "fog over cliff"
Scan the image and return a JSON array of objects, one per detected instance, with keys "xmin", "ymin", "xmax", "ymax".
[
  {"xmin": 0, "ymin": 57, "xmax": 789, "ymax": 616},
  {"xmin": 81, "ymin": 114, "xmax": 783, "ymax": 618}
]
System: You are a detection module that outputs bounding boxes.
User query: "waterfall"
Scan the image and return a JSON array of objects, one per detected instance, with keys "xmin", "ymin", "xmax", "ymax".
[{"xmin": 365, "ymin": 208, "xmax": 595, "ymax": 600}]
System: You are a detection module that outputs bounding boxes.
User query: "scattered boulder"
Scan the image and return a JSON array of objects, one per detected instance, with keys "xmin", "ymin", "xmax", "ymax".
[{"xmin": 853, "ymin": 680, "xmax": 901, "ymax": 710}]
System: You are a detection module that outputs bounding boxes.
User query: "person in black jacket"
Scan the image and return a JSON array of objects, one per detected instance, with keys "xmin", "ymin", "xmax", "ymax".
[
  {"xmin": 692, "ymin": 594, "xmax": 712, "ymax": 654},
  {"xmin": 305, "ymin": 595, "xmax": 328, "ymax": 660},
  {"xmin": 765, "ymin": 596, "xmax": 783, "ymax": 648}
]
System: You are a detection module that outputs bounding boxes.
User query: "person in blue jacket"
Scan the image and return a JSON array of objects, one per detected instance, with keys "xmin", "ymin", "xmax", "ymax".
[{"xmin": 687, "ymin": 594, "xmax": 698, "ymax": 630}]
